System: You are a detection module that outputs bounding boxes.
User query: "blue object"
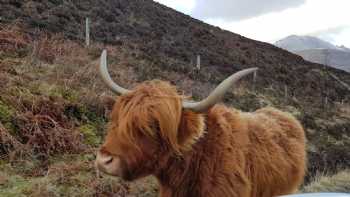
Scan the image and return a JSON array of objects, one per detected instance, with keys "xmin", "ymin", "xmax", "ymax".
[{"xmin": 281, "ymin": 193, "xmax": 350, "ymax": 197}]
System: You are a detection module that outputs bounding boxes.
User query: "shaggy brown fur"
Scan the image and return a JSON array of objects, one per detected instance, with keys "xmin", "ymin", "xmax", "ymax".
[{"xmin": 99, "ymin": 80, "xmax": 306, "ymax": 197}]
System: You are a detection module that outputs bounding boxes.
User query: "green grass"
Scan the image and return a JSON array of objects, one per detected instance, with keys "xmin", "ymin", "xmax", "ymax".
[{"xmin": 0, "ymin": 153, "xmax": 158, "ymax": 197}]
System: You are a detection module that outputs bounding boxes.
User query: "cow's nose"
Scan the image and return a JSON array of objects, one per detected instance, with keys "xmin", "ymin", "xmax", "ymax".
[
  {"xmin": 100, "ymin": 154, "xmax": 113, "ymax": 165},
  {"xmin": 95, "ymin": 149, "xmax": 121, "ymax": 176},
  {"xmin": 96, "ymin": 150, "xmax": 112, "ymax": 169}
]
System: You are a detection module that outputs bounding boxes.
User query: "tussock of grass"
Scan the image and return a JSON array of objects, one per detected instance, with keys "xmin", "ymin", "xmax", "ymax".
[
  {"xmin": 302, "ymin": 170, "xmax": 350, "ymax": 193},
  {"xmin": 0, "ymin": 99, "xmax": 16, "ymax": 133}
]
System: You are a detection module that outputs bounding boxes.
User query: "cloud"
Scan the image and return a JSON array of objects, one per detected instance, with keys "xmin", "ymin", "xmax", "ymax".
[
  {"xmin": 308, "ymin": 26, "xmax": 350, "ymax": 43},
  {"xmin": 310, "ymin": 26, "xmax": 350, "ymax": 48},
  {"xmin": 192, "ymin": 0, "xmax": 306, "ymax": 21},
  {"xmin": 199, "ymin": 0, "xmax": 350, "ymax": 48}
]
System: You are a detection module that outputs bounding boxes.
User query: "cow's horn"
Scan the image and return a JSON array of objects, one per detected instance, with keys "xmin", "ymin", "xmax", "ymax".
[
  {"xmin": 99, "ymin": 50, "xmax": 131, "ymax": 95},
  {"xmin": 182, "ymin": 67, "xmax": 258, "ymax": 112}
]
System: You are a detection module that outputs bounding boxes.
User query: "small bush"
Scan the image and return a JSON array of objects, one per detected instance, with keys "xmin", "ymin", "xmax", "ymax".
[
  {"xmin": 0, "ymin": 23, "xmax": 30, "ymax": 57},
  {"xmin": 12, "ymin": 97, "xmax": 85, "ymax": 156},
  {"xmin": 78, "ymin": 124, "xmax": 101, "ymax": 146}
]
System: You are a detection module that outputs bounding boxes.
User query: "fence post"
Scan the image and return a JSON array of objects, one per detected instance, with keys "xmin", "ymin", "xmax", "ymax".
[
  {"xmin": 252, "ymin": 70, "xmax": 257, "ymax": 91},
  {"xmin": 85, "ymin": 17, "xmax": 90, "ymax": 47},
  {"xmin": 196, "ymin": 55, "xmax": 201, "ymax": 70},
  {"xmin": 284, "ymin": 85, "xmax": 288, "ymax": 102}
]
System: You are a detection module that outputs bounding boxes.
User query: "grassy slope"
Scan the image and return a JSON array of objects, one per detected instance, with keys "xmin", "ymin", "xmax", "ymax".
[
  {"xmin": 0, "ymin": 24, "xmax": 158, "ymax": 196},
  {"xmin": 1, "ymin": 0, "xmax": 350, "ymax": 178},
  {"xmin": 0, "ymin": 23, "xmax": 349, "ymax": 196}
]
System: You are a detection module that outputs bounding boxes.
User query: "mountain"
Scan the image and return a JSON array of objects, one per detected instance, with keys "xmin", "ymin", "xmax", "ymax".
[
  {"xmin": 339, "ymin": 45, "xmax": 350, "ymax": 52},
  {"xmin": 275, "ymin": 35, "xmax": 350, "ymax": 72},
  {"xmin": 275, "ymin": 35, "xmax": 338, "ymax": 52}
]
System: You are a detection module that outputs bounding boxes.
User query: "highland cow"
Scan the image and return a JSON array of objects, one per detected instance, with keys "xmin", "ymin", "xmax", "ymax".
[{"xmin": 95, "ymin": 50, "xmax": 306, "ymax": 197}]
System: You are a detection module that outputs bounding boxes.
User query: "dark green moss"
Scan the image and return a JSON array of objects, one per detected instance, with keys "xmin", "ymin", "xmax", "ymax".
[
  {"xmin": 78, "ymin": 124, "xmax": 101, "ymax": 146},
  {"xmin": 0, "ymin": 99, "xmax": 17, "ymax": 134}
]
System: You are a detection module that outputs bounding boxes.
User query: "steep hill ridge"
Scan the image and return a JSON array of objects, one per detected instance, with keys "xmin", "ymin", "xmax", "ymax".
[{"xmin": 2, "ymin": 1, "xmax": 350, "ymax": 101}]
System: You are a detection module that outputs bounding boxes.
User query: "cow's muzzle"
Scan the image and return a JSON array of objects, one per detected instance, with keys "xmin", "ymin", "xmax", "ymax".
[{"xmin": 95, "ymin": 150, "xmax": 122, "ymax": 177}]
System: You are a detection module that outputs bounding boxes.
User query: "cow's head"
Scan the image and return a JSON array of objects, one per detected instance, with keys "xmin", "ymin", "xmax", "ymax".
[{"xmin": 95, "ymin": 50, "xmax": 257, "ymax": 180}]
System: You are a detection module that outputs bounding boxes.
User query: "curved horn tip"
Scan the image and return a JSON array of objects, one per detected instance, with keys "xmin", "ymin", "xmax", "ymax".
[
  {"xmin": 243, "ymin": 67, "xmax": 258, "ymax": 73},
  {"xmin": 99, "ymin": 49, "xmax": 131, "ymax": 95},
  {"xmin": 182, "ymin": 67, "xmax": 258, "ymax": 112}
]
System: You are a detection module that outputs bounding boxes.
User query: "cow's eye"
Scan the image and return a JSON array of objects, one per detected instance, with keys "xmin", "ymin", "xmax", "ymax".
[{"xmin": 153, "ymin": 123, "xmax": 160, "ymax": 132}]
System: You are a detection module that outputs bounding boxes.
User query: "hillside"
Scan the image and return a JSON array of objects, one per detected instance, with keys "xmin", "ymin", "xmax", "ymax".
[
  {"xmin": 1, "ymin": 1, "xmax": 350, "ymax": 105},
  {"xmin": 275, "ymin": 35, "xmax": 350, "ymax": 72},
  {"xmin": 1, "ymin": 0, "xmax": 350, "ymax": 196}
]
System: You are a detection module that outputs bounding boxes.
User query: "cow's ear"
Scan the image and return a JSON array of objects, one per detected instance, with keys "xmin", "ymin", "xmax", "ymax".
[
  {"xmin": 177, "ymin": 110, "xmax": 205, "ymax": 152},
  {"xmin": 100, "ymin": 95, "xmax": 117, "ymax": 111}
]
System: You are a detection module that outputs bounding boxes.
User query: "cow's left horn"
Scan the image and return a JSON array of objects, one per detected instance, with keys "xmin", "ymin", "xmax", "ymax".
[
  {"xmin": 99, "ymin": 50, "xmax": 131, "ymax": 95},
  {"xmin": 182, "ymin": 67, "xmax": 258, "ymax": 112}
]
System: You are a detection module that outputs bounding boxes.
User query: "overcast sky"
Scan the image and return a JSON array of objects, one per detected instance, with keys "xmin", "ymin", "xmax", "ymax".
[{"xmin": 154, "ymin": 0, "xmax": 350, "ymax": 47}]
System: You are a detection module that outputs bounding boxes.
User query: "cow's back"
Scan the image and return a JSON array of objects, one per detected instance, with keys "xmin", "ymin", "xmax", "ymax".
[{"xmin": 243, "ymin": 107, "xmax": 306, "ymax": 197}]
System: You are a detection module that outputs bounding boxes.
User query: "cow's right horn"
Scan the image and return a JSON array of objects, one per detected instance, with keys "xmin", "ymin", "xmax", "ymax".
[
  {"xmin": 99, "ymin": 50, "xmax": 131, "ymax": 95},
  {"xmin": 182, "ymin": 67, "xmax": 258, "ymax": 112}
]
